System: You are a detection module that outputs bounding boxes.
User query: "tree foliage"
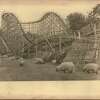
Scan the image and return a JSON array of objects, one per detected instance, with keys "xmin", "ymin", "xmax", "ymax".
[
  {"xmin": 92, "ymin": 4, "xmax": 100, "ymax": 15},
  {"xmin": 67, "ymin": 13, "xmax": 87, "ymax": 31},
  {"xmin": 87, "ymin": 4, "xmax": 100, "ymax": 24}
]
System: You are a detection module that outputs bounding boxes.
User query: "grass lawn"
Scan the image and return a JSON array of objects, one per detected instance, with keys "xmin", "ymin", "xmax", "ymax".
[{"xmin": 0, "ymin": 57, "xmax": 99, "ymax": 81}]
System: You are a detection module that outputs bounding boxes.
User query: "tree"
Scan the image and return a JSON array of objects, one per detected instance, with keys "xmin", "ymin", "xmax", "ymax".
[
  {"xmin": 67, "ymin": 13, "xmax": 87, "ymax": 31},
  {"xmin": 87, "ymin": 4, "xmax": 100, "ymax": 24},
  {"xmin": 92, "ymin": 4, "xmax": 100, "ymax": 15}
]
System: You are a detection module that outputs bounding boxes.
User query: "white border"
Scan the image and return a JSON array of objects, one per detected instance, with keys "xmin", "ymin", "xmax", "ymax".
[{"xmin": 0, "ymin": 81, "xmax": 99, "ymax": 99}]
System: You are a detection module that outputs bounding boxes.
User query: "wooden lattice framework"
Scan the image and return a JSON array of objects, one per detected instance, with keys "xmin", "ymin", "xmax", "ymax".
[
  {"xmin": 0, "ymin": 12, "xmax": 30, "ymax": 57},
  {"xmin": 64, "ymin": 19, "xmax": 100, "ymax": 67},
  {"xmin": 21, "ymin": 12, "xmax": 69, "ymax": 57}
]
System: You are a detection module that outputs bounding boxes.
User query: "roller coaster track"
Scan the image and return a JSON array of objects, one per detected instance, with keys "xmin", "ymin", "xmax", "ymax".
[
  {"xmin": 1, "ymin": 12, "xmax": 30, "ymax": 56},
  {"xmin": 0, "ymin": 12, "xmax": 68, "ymax": 56},
  {"xmin": 21, "ymin": 12, "xmax": 67, "ymax": 52}
]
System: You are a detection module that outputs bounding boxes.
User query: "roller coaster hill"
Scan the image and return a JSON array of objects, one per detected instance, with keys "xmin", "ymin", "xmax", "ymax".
[{"xmin": 0, "ymin": 12, "xmax": 73, "ymax": 61}]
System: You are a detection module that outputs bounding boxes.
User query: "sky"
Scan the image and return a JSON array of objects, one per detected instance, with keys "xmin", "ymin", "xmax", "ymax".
[{"xmin": 0, "ymin": 0, "xmax": 100, "ymax": 22}]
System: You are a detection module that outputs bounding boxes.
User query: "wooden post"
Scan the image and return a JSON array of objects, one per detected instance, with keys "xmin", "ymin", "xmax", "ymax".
[
  {"xmin": 29, "ymin": 23, "xmax": 31, "ymax": 33},
  {"xmin": 78, "ymin": 31, "xmax": 81, "ymax": 39},
  {"xmin": 0, "ymin": 36, "xmax": 9, "ymax": 53},
  {"xmin": 27, "ymin": 45, "xmax": 30, "ymax": 58},
  {"xmin": 74, "ymin": 32, "xmax": 76, "ymax": 40},
  {"xmin": 94, "ymin": 24, "xmax": 97, "ymax": 47},
  {"xmin": 35, "ymin": 38, "xmax": 38, "ymax": 57},
  {"xmin": 59, "ymin": 36, "xmax": 62, "ymax": 53},
  {"xmin": 93, "ymin": 23, "xmax": 98, "ymax": 60}
]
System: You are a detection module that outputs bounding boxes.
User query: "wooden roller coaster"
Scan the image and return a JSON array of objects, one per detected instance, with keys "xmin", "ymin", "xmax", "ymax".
[
  {"xmin": 0, "ymin": 12, "xmax": 71, "ymax": 59},
  {"xmin": 0, "ymin": 11, "xmax": 100, "ymax": 66}
]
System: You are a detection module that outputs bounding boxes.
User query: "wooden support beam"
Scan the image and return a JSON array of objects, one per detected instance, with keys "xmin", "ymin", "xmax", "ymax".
[
  {"xmin": 0, "ymin": 36, "xmax": 10, "ymax": 53},
  {"xmin": 93, "ymin": 23, "xmax": 98, "ymax": 60},
  {"xmin": 78, "ymin": 31, "xmax": 81, "ymax": 39},
  {"xmin": 35, "ymin": 38, "xmax": 38, "ymax": 57},
  {"xmin": 59, "ymin": 36, "xmax": 62, "ymax": 53}
]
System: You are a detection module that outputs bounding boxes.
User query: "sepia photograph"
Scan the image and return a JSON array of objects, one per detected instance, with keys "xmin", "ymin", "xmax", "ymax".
[
  {"xmin": 0, "ymin": 0, "xmax": 100, "ymax": 99},
  {"xmin": 0, "ymin": 0, "xmax": 100, "ymax": 81}
]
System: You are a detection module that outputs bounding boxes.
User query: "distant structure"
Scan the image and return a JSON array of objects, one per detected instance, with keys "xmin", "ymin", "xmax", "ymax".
[
  {"xmin": 0, "ymin": 12, "xmax": 30, "ymax": 56},
  {"xmin": 63, "ymin": 5, "xmax": 100, "ymax": 67},
  {"xmin": 21, "ymin": 12, "xmax": 67, "ymax": 37},
  {"xmin": 0, "ymin": 12, "xmax": 69, "ymax": 57},
  {"xmin": 21, "ymin": 12, "xmax": 70, "ymax": 57}
]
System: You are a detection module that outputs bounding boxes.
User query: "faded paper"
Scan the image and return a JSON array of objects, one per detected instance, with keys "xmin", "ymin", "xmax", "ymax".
[{"xmin": 0, "ymin": 0, "xmax": 99, "ymax": 99}]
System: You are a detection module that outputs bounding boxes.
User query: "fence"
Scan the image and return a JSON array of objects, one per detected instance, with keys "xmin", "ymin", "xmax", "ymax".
[{"xmin": 63, "ymin": 22, "xmax": 100, "ymax": 66}]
